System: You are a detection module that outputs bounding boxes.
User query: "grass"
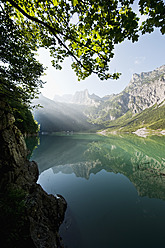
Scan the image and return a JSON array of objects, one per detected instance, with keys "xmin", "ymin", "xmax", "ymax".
[{"xmin": 104, "ymin": 103, "xmax": 165, "ymax": 132}]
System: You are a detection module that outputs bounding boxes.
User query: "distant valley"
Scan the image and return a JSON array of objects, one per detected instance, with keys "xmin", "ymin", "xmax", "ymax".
[
  {"xmin": 32, "ymin": 94, "xmax": 99, "ymax": 132},
  {"xmin": 33, "ymin": 65, "xmax": 165, "ymax": 133}
]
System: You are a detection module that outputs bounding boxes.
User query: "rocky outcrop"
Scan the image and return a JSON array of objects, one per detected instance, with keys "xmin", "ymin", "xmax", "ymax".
[
  {"xmin": 72, "ymin": 89, "xmax": 101, "ymax": 106},
  {"xmin": 86, "ymin": 65, "xmax": 165, "ymax": 122},
  {"xmin": 0, "ymin": 100, "xmax": 67, "ymax": 248},
  {"xmin": 53, "ymin": 89, "xmax": 102, "ymax": 107},
  {"xmin": 33, "ymin": 65, "xmax": 165, "ymax": 130},
  {"xmin": 126, "ymin": 65, "xmax": 165, "ymax": 113}
]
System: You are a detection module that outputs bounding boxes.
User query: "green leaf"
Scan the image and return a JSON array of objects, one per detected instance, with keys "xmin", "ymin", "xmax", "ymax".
[
  {"xmin": 72, "ymin": 0, "xmax": 78, "ymax": 6},
  {"xmin": 52, "ymin": 0, "xmax": 58, "ymax": 7}
]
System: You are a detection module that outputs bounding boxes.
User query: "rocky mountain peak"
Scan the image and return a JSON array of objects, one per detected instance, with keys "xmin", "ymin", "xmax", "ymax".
[
  {"xmin": 123, "ymin": 65, "xmax": 165, "ymax": 114},
  {"xmin": 53, "ymin": 89, "xmax": 101, "ymax": 106},
  {"xmin": 72, "ymin": 89, "xmax": 89, "ymax": 102},
  {"xmin": 72, "ymin": 89, "xmax": 100, "ymax": 106},
  {"xmin": 35, "ymin": 65, "xmax": 165, "ymax": 131},
  {"xmin": 127, "ymin": 65, "xmax": 165, "ymax": 90},
  {"xmin": 85, "ymin": 65, "xmax": 165, "ymax": 123}
]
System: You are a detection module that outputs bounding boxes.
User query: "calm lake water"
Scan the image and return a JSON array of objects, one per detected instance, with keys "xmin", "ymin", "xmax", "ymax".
[{"xmin": 29, "ymin": 133, "xmax": 165, "ymax": 248}]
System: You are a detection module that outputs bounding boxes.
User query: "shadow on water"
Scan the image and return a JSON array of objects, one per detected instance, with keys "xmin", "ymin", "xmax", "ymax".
[{"xmin": 29, "ymin": 133, "xmax": 165, "ymax": 248}]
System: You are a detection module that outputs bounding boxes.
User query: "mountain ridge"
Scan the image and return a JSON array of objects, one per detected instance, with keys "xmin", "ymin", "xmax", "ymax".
[
  {"xmin": 53, "ymin": 89, "xmax": 102, "ymax": 107},
  {"xmin": 87, "ymin": 65, "xmax": 165, "ymax": 125},
  {"xmin": 32, "ymin": 94, "xmax": 100, "ymax": 132},
  {"xmin": 33, "ymin": 65, "xmax": 165, "ymax": 133}
]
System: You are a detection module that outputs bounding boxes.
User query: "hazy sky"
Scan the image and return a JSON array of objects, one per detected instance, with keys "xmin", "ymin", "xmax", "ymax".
[{"xmin": 38, "ymin": 27, "xmax": 165, "ymax": 99}]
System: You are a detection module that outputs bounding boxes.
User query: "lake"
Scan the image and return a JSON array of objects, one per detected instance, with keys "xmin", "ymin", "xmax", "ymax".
[{"xmin": 29, "ymin": 133, "xmax": 165, "ymax": 248}]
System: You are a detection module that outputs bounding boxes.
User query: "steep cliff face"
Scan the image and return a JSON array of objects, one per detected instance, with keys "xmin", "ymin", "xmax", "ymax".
[
  {"xmin": 0, "ymin": 100, "xmax": 66, "ymax": 248},
  {"xmin": 87, "ymin": 65, "xmax": 165, "ymax": 123},
  {"xmin": 54, "ymin": 89, "xmax": 101, "ymax": 107},
  {"xmin": 33, "ymin": 65, "xmax": 165, "ymax": 131},
  {"xmin": 72, "ymin": 89, "xmax": 101, "ymax": 106},
  {"xmin": 86, "ymin": 92, "xmax": 130, "ymax": 122},
  {"xmin": 126, "ymin": 65, "xmax": 165, "ymax": 113}
]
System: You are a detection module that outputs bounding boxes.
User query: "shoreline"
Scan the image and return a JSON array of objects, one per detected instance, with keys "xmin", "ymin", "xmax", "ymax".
[{"xmin": 98, "ymin": 128, "xmax": 165, "ymax": 138}]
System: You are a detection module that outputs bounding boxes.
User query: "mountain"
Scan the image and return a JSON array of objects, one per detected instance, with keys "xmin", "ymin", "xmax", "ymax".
[
  {"xmin": 32, "ymin": 94, "xmax": 99, "ymax": 132},
  {"xmin": 105, "ymin": 101, "xmax": 165, "ymax": 133},
  {"xmin": 53, "ymin": 89, "xmax": 102, "ymax": 107},
  {"xmin": 33, "ymin": 65, "xmax": 165, "ymax": 133},
  {"xmin": 125, "ymin": 65, "xmax": 165, "ymax": 113},
  {"xmin": 87, "ymin": 65, "xmax": 165, "ymax": 131}
]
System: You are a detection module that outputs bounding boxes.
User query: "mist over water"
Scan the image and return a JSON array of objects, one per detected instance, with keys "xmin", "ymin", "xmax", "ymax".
[{"xmin": 30, "ymin": 133, "xmax": 165, "ymax": 248}]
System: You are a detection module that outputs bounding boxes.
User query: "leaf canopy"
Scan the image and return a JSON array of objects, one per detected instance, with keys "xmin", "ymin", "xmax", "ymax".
[
  {"xmin": 2, "ymin": 0, "xmax": 141, "ymax": 81},
  {"xmin": 0, "ymin": 0, "xmax": 164, "ymax": 103},
  {"xmin": 0, "ymin": 4, "xmax": 45, "ymax": 106}
]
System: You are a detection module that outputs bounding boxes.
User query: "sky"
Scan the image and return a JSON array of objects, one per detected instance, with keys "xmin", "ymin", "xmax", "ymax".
[{"xmin": 37, "ymin": 18, "xmax": 165, "ymax": 100}]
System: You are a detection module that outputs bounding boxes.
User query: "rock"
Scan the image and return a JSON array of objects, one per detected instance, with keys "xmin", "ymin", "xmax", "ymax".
[
  {"xmin": 53, "ymin": 89, "xmax": 102, "ymax": 106},
  {"xmin": 0, "ymin": 100, "xmax": 67, "ymax": 248},
  {"xmin": 26, "ymin": 184, "xmax": 67, "ymax": 248},
  {"xmin": 126, "ymin": 65, "xmax": 165, "ymax": 113},
  {"xmin": 83, "ymin": 65, "xmax": 165, "ymax": 122}
]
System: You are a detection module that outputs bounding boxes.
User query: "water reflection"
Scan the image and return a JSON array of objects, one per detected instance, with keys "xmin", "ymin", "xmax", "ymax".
[
  {"xmin": 30, "ymin": 133, "xmax": 165, "ymax": 201},
  {"xmin": 30, "ymin": 133, "xmax": 165, "ymax": 248}
]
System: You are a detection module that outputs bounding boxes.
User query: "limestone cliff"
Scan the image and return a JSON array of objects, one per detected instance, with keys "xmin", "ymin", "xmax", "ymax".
[
  {"xmin": 126, "ymin": 65, "xmax": 165, "ymax": 113},
  {"xmin": 53, "ymin": 89, "xmax": 101, "ymax": 107},
  {"xmin": 72, "ymin": 89, "xmax": 101, "ymax": 106},
  {"xmin": 87, "ymin": 65, "xmax": 165, "ymax": 123},
  {"xmin": 0, "ymin": 100, "xmax": 67, "ymax": 248},
  {"xmin": 33, "ymin": 65, "xmax": 165, "ymax": 131}
]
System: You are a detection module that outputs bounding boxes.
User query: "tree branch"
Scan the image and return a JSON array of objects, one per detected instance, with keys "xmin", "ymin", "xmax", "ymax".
[
  {"xmin": 7, "ymin": 0, "xmax": 108, "ymax": 61},
  {"xmin": 7, "ymin": 0, "xmax": 112, "ymax": 78}
]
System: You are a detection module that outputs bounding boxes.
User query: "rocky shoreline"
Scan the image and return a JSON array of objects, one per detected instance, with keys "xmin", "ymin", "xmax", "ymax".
[
  {"xmin": 98, "ymin": 128, "xmax": 165, "ymax": 137},
  {"xmin": 133, "ymin": 127, "xmax": 165, "ymax": 137},
  {"xmin": 0, "ymin": 101, "xmax": 67, "ymax": 248}
]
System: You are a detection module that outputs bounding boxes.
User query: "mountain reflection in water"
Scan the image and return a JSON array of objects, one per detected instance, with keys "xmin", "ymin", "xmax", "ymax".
[{"xmin": 30, "ymin": 133, "xmax": 165, "ymax": 248}]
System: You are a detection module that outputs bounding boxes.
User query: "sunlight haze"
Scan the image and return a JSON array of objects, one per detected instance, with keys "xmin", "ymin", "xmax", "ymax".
[{"xmin": 38, "ymin": 29, "xmax": 165, "ymax": 99}]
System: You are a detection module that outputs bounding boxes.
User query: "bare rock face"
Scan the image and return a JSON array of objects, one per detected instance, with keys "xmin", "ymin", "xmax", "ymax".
[
  {"xmin": 0, "ymin": 100, "xmax": 67, "ymax": 248},
  {"xmin": 26, "ymin": 184, "xmax": 66, "ymax": 248},
  {"xmin": 86, "ymin": 65, "xmax": 165, "ymax": 122},
  {"xmin": 126, "ymin": 65, "xmax": 165, "ymax": 114},
  {"xmin": 53, "ymin": 89, "xmax": 102, "ymax": 107},
  {"xmin": 72, "ymin": 89, "xmax": 101, "ymax": 106}
]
